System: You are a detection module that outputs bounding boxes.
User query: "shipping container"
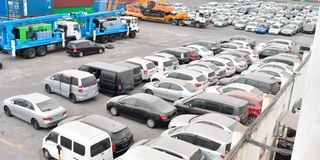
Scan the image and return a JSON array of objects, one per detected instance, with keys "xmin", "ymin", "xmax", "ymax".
[
  {"xmin": 0, "ymin": 0, "xmax": 8, "ymax": 17},
  {"xmin": 53, "ymin": 0, "xmax": 94, "ymax": 8},
  {"xmin": 94, "ymin": 0, "xmax": 126, "ymax": 12},
  {"xmin": 53, "ymin": 6, "xmax": 94, "ymax": 14},
  {"xmin": 2, "ymin": 0, "xmax": 53, "ymax": 18}
]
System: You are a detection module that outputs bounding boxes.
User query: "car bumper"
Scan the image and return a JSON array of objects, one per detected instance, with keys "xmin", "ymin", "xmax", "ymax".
[
  {"xmin": 76, "ymin": 90, "xmax": 99, "ymax": 101},
  {"xmin": 39, "ymin": 115, "xmax": 67, "ymax": 128}
]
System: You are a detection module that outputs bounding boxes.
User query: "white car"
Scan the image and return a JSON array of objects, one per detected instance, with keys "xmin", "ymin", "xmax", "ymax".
[
  {"xmin": 187, "ymin": 66, "xmax": 219, "ymax": 85},
  {"xmin": 230, "ymin": 40, "xmax": 251, "ymax": 50},
  {"xmin": 201, "ymin": 57, "xmax": 236, "ymax": 76},
  {"xmin": 245, "ymin": 22, "xmax": 258, "ymax": 32},
  {"xmin": 218, "ymin": 55, "xmax": 248, "ymax": 72},
  {"xmin": 257, "ymin": 67, "xmax": 291, "ymax": 85},
  {"xmin": 255, "ymin": 38, "xmax": 295, "ymax": 51},
  {"xmin": 243, "ymin": 62, "xmax": 294, "ymax": 75},
  {"xmin": 150, "ymin": 69, "xmax": 208, "ymax": 90},
  {"xmin": 186, "ymin": 45, "xmax": 213, "ymax": 58},
  {"xmin": 178, "ymin": 61, "xmax": 227, "ymax": 79},
  {"xmin": 236, "ymin": 49, "xmax": 259, "ymax": 62},
  {"xmin": 126, "ymin": 57, "xmax": 157, "ymax": 80},
  {"xmin": 153, "ymin": 53, "xmax": 179, "ymax": 69},
  {"xmin": 206, "ymin": 83, "xmax": 265, "ymax": 97},
  {"xmin": 268, "ymin": 23, "xmax": 284, "ymax": 35},
  {"xmin": 144, "ymin": 55, "xmax": 174, "ymax": 73}
]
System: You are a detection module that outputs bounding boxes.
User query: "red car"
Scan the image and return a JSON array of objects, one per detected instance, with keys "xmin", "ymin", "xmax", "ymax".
[{"xmin": 224, "ymin": 90, "xmax": 263, "ymax": 124}]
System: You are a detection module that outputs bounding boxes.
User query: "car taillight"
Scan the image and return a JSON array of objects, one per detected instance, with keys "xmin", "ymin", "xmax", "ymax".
[
  {"xmin": 62, "ymin": 111, "xmax": 67, "ymax": 116},
  {"xmin": 118, "ymin": 84, "xmax": 123, "ymax": 91},
  {"xmin": 208, "ymin": 77, "xmax": 213, "ymax": 82},
  {"xmin": 42, "ymin": 117, "xmax": 53, "ymax": 121},
  {"xmin": 220, "ymin": 153, "xmax": 225, "ymax": 159},
  {"xmin": 78, "ymin": 85, "xmax": 83, "ymax": 93},
  {"xmin": 216, "ymin": 72, "xmax": 221, "ymax": 76},
  {"xmin": 112, "ymin": 144, "xmax": 116, "ymax": 151},
  {"xmin": 236, "ymin": 116, "xmax": 240, "ymax": 122},
  {"xmin": 160, "ymin": 115, "xmax": 168, "ymax": 119},
  {"xmin": 253, "ymin": 55, "xmax": 258, "ymax": 58},
  {"xmin": 195, "ymin": 83, "xmax": 201, "ymax": 87},
  {"xmin": 144, "ymin": 70, "xmax": 148, "ymax": 75},
  {"xmin": 163, "ymin": 67, "xmax": 166, "ymax": 71},
  {"xmin": 73, "ymin": 48, "xmax": 77, "ymax": 52}
]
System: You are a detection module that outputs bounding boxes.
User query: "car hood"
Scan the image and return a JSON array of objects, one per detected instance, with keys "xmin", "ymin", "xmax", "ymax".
[{"xmin": 169, "ymin": 114, "xmax": 197, "ymax": 128}]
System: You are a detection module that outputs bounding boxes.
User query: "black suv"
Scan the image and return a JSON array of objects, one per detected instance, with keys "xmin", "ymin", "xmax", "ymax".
[{"xmin": 66, "ymin": 40, "xmax": 105, "ymax": 57}]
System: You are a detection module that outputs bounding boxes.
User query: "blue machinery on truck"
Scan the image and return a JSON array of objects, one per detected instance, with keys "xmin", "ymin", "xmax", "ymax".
[{"xmin": 0, "ymin": 9, "xmax": 129, "ymax": 58}]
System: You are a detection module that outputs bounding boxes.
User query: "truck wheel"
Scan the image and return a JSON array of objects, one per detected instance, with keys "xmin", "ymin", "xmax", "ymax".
[
  {"xmin": 129, "ymin": 31, "xmax": 136, "ymax": 38},
  {"xmin": 195, "ymin": 22, "xmax": 201, "ymax": 28},
  {"xmin": 24, "ymin": 48, "xmax": 37, "ymax": 59},
  {"xmin": 108, "ymin": 34, "xmax": 116, "ymax": 42},
  {"xmin": 171, "ymin": 19, "xmax": 178, "ymax": 26},
  {"xmin": 178, "ymin": 20, "xmax": 184, "ymax": 26},
  {"xmin": 36, "ymin": 46, "xmax": 47, "ymax": 57}
]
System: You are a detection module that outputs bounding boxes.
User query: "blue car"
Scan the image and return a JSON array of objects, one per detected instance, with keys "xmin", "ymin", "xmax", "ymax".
[{"xmin": 255, "ymin": 23, "xmax": 271, "ymax": 34}]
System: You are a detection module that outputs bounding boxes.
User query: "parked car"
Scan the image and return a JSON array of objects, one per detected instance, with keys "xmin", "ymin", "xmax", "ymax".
[
  {"xmin": 153, "ymin": 53, "xmax": 180, "ymax": 69},
  {"xmin": 261, "ymin": 54, "xmax": 301, "ymax": 69},
  {"xmin": 131, "ymin": 137, "xmax": 205, "ymax": 160},
  {"xmin": 201, "ymin": 57, "xmax": 236, "ymax": 77},
  {"xmin": 159, "ymin": 48, "xmax": 199, "ymax": 64},
  {"xmin": 186, "ymin": 45, "xmax": 214, "ymax": 58},
  {"xmin": 257, "ymin": 67, "xmax": 291, "ymax": 85},
  {"xmin": 302, "ymin": 22, "xmax": 316, "ymax": 34},
  {"xmin": 220, "ymin": 43, "xmax": 242, "ymax": 51},
  {"xmin": 280, "ymin": 24, "xmax": 299, "ymax": 36},
  {"xmin": 144, "ymin": 55, "xmax": 174, "ymax": 73},
  {"xmin": 236, "ymin": 49, "xmax": 259, "ymax": 62},
  {"xmin": 113, "ymin": 61, "xmax": 143, "ymax": 85},
  {"xmin": 183, "ymin": 40, "xmax": 221, "ymax": 54},
  {"xmin": 245, "ymin": 62, "xmax": 294, "ymax": 74},
  {"xmin": 230, "ymin": 40, "xmax": 252, "ymax": 50},
  {"xmin": 224, "ymin": 90, "xmax": 263, "ymax": 124},
  {"xmin": 214, "ymin": 17, "xmax": 230, "ymax": 27},
  {"xmin": 179, "ymin": 61, "xmax": 226, "ymax": 79},
  {"xmin": 151, "ymin": 69, "xmax": 208, "ymax": 89},
  {"xmin": 217, "ymin": 55, "xmax": 248, "ymax": 72},
  {"xmin": 290, "ymin": 20, "xmax": 304, "ymax": 32},
  {"xmin": 218, "ymin": 50, "xmax": 252, "ymax": 65},
  {"xmin": 173, "ymin": 93, "xmax": 249, "ymax": 124},
  {"xmin": 125, "ymin": 57, "xmax": 157, "ymax": 81},
  {"xmin": 168, "ymin": 113, "xmax": 240, "ymax": 133},
  {"xmin": 268, "ymin": 23, "xmax": 284, "ymax": 35},
  {"xmin": 42, "ymin": 121, "xmax": 113, "ymax": 160},
  {"xmin": 161, "ymin": 123, "xmax": 232, "ymax": 159},
  {"xmin": 106, "ymin": 93, "xmax": 177, "ymax": 128},
  {"xmin": 187, "ymin": 66, "xmax": 219, "ymax": 85},
  {"xmin": 205, "ymin": 82, "xmax": 265, "ymax": 96},
  {"xmin": 257, "ymin": 46, "xmax": 292, "ymax": 59},
  {"xmin": 142, "ymin": 79, "xmax": 203, "ymax": 101},
  {"xmin": 43, "ymin": 69, "xmax": 99, "ymax": 103},
  {"xmin": 256, "ymin": 38, "xmax": 295, "ymax": 51},
  {"xmin": 245, "ymin": 21, "xmax": 259, "ymax": 32},
  {"xmin": 58, "ymin": 114, "xmax": 133, "ymax": 156},
  {"xmin": 234, "ymin": 20, "xmax": 248, "ymax": 30},
  {"xmin": 78, "ymin": 62, "xmax": 134, "ymax": 95},
  {"xmin": 255, "ymin": 23, "xmax": 270, "ymax": 34},
  {"xmin": 66, "ymin": 40, "xmax": 105, "ymax": 57},
  {"xmin": 3, "ymin": 93, "xmax": 67, "ymax": 130},
  {"xmin": 115, "ymin": 146, "xmax": 182, "ymax": 160}
]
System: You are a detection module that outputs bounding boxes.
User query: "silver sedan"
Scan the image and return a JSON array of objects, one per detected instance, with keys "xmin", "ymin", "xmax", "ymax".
[
  {"xmin": 2, "ymin": 93, "xmax": 67, "ymax": 129},
  {"xmin": 142, "ymin": 80, "xmax": 203, "ymax": 102}
]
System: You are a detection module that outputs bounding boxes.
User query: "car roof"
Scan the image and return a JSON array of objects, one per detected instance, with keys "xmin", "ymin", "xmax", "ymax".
[
  {"xmin": 79, "ymin": 114, "xmax": 126, "ymax": 134},
  {"xmin": 195, "ymin": 113, "xmax": 236, "ymax": 128},
  {"xmin": 153, "ymin": 53, "xmax": 175, "ymax": 58},
  {"xmin": 174, "ymin": 69, "xmax": 203, "ymax": 76},
  {"xmin": 113, "ymin": 61, "xmax": 140, "ymax": 69},
  {"xmin": 159, "ymin": 79, "xmax": 191, "ymax": 86},
  {"xmin": 225, "ymin": 83, "xmax": 256, "ymax": 90},
  {"xmin": 241, "ymin": 72, "xmax": 279, "ymax": 82},
  {"xmin": 58, "ymin": 69, "xmax": 94, "ymax": 79},
  {"xmin": 224, "ymin": 90, "xmax": 263, "ymax": 101},
  {"xmin": 21, "ymin": 93, "xmax": 51, "ymax": 104},
  {"xmin": 53, "ymin": 121, "xmax": 107, "ymax": 144},
  {"xmin": 149, "ymin": 137, "xmax": 199, "ymax": 157},
  {"xmin": 126, "ymin": 57, "xmax": 154, "ymax": 64},
  {"xmin": 129, "ymin": 93, "xmax": 161, "ymax": 104},
  {"xmin": 182, "ymin": 123, "xmax": 232, "ymax": 143},
  {"xmin": 206, "ymin": 57, "xmax": 231, "ymax": 63},
  {"xmin": 161, "ymin": 48, "xmax": 187, "ymax": 52},
  {"xmin": 144, "ymin": 56, "xmax": 170, "ymax": 62},
  {"xmin": 118, "ymin": 146, "xmax": 181, "ymax": 160},
  {"xmin": 84, "ymin": 62, "xmax": 130, "ymax": 73},
  {"xmin": 194, "ymin": 93, "xmax": 248, "ymax": 107}
]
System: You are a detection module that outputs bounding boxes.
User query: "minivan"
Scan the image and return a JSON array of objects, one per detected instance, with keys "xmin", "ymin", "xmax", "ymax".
[
  {"xmin": 79, "ymin": 62, "xmax": 134, "ymax": 95},
  {"xmin": 173, "ymin": 93, "xmax": 249, "ymax": 124},
  {"xmin": 144, "ymin": 55, "xmax": 174, "ymax": 73},
  {"xmin": 42, "ymin": 121, "xmax": 113, "ymax": 160},
  {"xmin": 125, "ymin": 57, "xmax": 157, "ymax": 81},
  {"xmin": 43, "ymin": 70, "xmax": 99, "ymax": 103},
  {"xmin": 113, "ymin": 61, "xmax": 143, "ymax": 85}
]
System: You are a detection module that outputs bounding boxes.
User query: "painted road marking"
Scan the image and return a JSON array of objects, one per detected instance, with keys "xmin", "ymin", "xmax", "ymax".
[{"xmin": 0, "ymin": 138, "xmax": 26, "ymax": 153}]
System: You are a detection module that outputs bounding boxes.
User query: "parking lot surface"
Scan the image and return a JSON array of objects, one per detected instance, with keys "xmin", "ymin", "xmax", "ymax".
[{"xmin": 0, "ymin": 19, "xmax": 314, "ymax": 159}]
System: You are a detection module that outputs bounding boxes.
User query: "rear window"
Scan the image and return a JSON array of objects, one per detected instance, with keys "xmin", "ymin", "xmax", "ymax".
[
  {"xmin": 226, "ymin": 143, "xmax": 231, "ymax": 153},
  {"xmin": 208, "ymin": 72, "xmax": 215, "ymax": 77},
  {"xmin": 91, "ymin": 138, "xmax": 111, "ymax": 157},
  {"xmin": 196, "ymin": 75, "xmax": 206, "ymax": 82},
  {"xmin": 82, "ymin": 76, "xmax": 97, "ymax": 87},
  {"xmin": 227, "ymin": 62, "xmax": 233, "ymax": 67},
  {"xmin": 37, "ymin": 99, "xmax": 60, "ymax": 112},
  {"xmin": 184, "ymin": 83, "xmax": 198, "ymax": 93},
  {"xmin": 112, "ymin": 127, "xmax": 131, "ymax": 142},
  {"xmin": 164, "ymin": 60, "xmax": 173, "ymax": 67},
  {"xmin": 194, "ymin": 137, "xmax": 221, "ymax": 151},
  {"xmin": 271, "ymin": 82, "xmax": 281, "ymax": 94},
  {"xmin": 146, "ymin": 63, "xmax": 156, "ymax": 69}
]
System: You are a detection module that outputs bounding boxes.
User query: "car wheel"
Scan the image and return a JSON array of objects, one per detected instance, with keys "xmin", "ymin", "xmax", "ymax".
[
  {"xmin": 70, "ymin": 94, "xmax": 77, "ymax": 103},
  {"xmin": 98, "ymin": 49, "xmax": 103, "ymax": 54},
  {"xmin": 45, "ymin": 85, "xmax": 52, "ymax": 94},
  {"xmin": 145, "ymin": 89, "xmax": 153, "ymax": 95},
  {"xmin": 31, "ymin": 119, "xmax": 40, "ymax": 130},
  {"xmin": 129, "ymin": 31, "xmax": 136, "ymax": 38},
  {"xmin": 152, "ymin": 79, "xmax": 159, "ymax": 82},
  {"xmin": 248, "ymin": 115, "xmax": 257, "ymax": 125},
  {"xmin": 110, "ymin": 106, "xmax": 118, "ymax": 116},
  {"xmin": 146, "ymin": 118, "xmax": 156, "ymax": 128},
  {"xmin": 43, "ymin": 148, "xmax": 52, "ymax": 160},
  {"xmin": 4, "ymin": 106, "xmax": 12, "ymax": 117},
  {"xmin": 78, "ymin": 52, "xmax": 84, "ymax": 57}
]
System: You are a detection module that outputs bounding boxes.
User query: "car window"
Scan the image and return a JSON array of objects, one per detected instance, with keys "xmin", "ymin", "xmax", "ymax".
[
  {"xmin": 74, "ymin": 142, "xmax": 85, "ymax": 156},
  {"xmin": 71, "ymin": 77, "xmax": 78, "ymax": 86},
  {"xmin": 158, "ymin": 82, "xmax": 171, "ymax": 89},
  {"xmin": 168, "ymin": 72, "xmax": 179, "ymax": 78},
  {"xmin": 196, "ymin": 75, "xmax": 206, "ymax": 82},
  {"xmin": 170, "ymin": 84, "xmax": 183, "ymax": 91},
  {"xmin": 91, "ymin": 138, "xmax": 111, "ymax": 157},
  {"xmin": 178, "ymin": 74, "xmax": 193, "ymax": 80},
  {"xmin": 52, "ymin": 74, "xmax": 62, "ymax": 81},
  {"xmin": 189, "ymin": 99, "xmax": 206, "ymax": 108},
  {"xmin": 221, "ymin": 105, "xmax": 235, "ymax": 114},
  {"xmin": 47, "ymin": 132, "xmax": 58, "ymax": 143},
  {"xmin": 151, "ymin": 61, "xmax": 158, "ymax": 66},
  {"xmin": 212, "ymin": 61, "xmax": 223, "ymax": 66},
  {"xmin": 13, "ymin": 99, "xmax": 27, "ymax": 107},
  {"xmin": 60, "ymin": 136, "xmax": 72, "ymax": 150},
  {"xmin": 147, "ymin": 63, "xmax": 156, "ymax": 69},
  {"xmin": 234, "ymin": 78, "xmax": 246, "ymax": 83},
  {"xmin": 135, "ymin": 100, "xmax": 150, "ymax": 111},
  {"xmin": 247, "ymin": 79, "xmax": 258, "ymax": 87},
  {"xmin": 183, "ymin": 83, "xmax": 198, "ymax": 93},
  {"xmin": 205, "ymin": 101, "xmax": 221, "ymax": 112},
  {"xmin": 61, "ymin": 75, "xmax": 71, "ymax": 84},
  {"xmin": 194, "ymin": 136, "xmax": 221, "ymax": 151},
  {"xmin": 81, "ymin": 76, "xmax": 97, "ymax": 87},
  {"xmin": 173, "ymin": 134, "xmax": 195, "ymax": 144},
  {"xmin": 123, "ymin": 98, "xmax": 136, "ymax": 106}
]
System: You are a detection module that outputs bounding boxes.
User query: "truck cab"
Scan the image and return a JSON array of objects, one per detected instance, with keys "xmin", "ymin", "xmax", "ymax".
[
  {"xmin": 120, "ymin": 16, "xmax": 140, "ymax": 33},
  {"xmin": 58, "ymin": 21, "xmax": 82, "ymax": 42}
]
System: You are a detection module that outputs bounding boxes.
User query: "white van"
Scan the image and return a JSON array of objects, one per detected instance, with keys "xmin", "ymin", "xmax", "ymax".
[
  {"xmin": 144, "ymin": 55, "xmax": 174, "ymax": 73},
  {"xmin": 115, "ymin": 146, "xmax": 182, "ymax": 160},
  {"xmin": 125, "ymin": 57, "xmax": 157, "ymax": 81},
  {"xmin": 42, "ymin": 121, "xmax": 113, "ymax": 160}
]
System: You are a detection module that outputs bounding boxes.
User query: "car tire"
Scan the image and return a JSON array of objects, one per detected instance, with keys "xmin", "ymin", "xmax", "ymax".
[
  {"xmin": 4, "ymin": 106, "xmax": 12, "ymax": 117},
  {"xmin": 36, "ymin": 46, "xmax": 47, "ymax": 57},
  {"xmin": 98, "ymin": 49, "xmax": 103, "ymax": 54},
  {"xmin": 70, "ymin": 94, "xmax": 77, "ymax": 103},
  {"xmin": 110, "ymin": 106, "xmax": 118, "ymax": 116},
  {"xmin": 146, "ymin": 118, "xmax": 156, "ymax": 128},
  {"xmin": 248, "ymin": 115, "xmax": 257, "ymax": 125},
  {"xmin": 31, "ymin": 119, "xmax": 40, "ymax": 130},
  {"xmin": 195, "ymin": 22, "xmax": 200, "ymax": 28},
  {"xmin": 145, "ymin": 89, "xmax": 153, "ymax": 95},
  {"xmin": 178, "ymin": 20, "xmax": 184, "ymax": 26},
  {"xmin": 152, "ymin": 79, "xmax": 159, "ymax": 82},
  {"xmin": 79, "ymin": 52, "xmax": 84, "ymax": 57},
  {"xmin": 45, "ymin": 85, "xmax": 52, "ymax": 94},
  {"xmin": 129, "ymin": 31, "xmax": 136, "ymax": 38},
  {"xmin": 43, "ymin": 148, "xmax": 52, "ymax": 160}
]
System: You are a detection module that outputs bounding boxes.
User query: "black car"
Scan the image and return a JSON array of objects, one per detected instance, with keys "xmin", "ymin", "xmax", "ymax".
[
  {"xmin": 173, "ymin": 93, "xmax": 249, "ymax": 125},
  {"xmin": 183, "ymin": 40, "xmax": 221, "ymax": 54},
  {"xmin": 57, "ymin": 114, "xmax": 134, "ymax": 157},
  {"xmin": 106, "ymin": 93, "xmax": 177, "ymax": 128},
  {"xmin": 158, "ymin": 48, "xmax": 199, "ymax": 64},
  {"xmin": 79, "ymin": 62, "xmax": 134, "ymax": 95},
  {"xmin": 66, "ymin": 40, "xmax": 105, "ymax": 57},
  {"xmin": 113, "ymin": 61, "xmax": 143, "ymax": 85}
]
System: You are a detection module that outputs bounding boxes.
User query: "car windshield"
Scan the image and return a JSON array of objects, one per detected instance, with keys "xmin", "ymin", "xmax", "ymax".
[
  {"xmin": 37, "ymin": 99, "xmax": 60, "ymax": 112},
  {"xmin": 234, "ymin": 58, "xmax": 242, "ymax": 63},
  {"xmin": 184, "ymin": 83, "xmax": 199, "ymax": 92},
  {"xmin": 91, "ymin": 138, "xmax": 110, "ymax": 157}
]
